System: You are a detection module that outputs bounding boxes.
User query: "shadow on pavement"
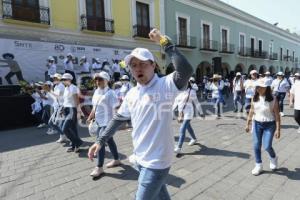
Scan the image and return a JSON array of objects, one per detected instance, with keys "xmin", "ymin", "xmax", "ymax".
[
  {"xmin": 78, "ymin": 148, "xmax": 127, "ymax": 160},
  {"xmin": 281, "ymin": 124, "xmax": 299, "ymax": 129},
  {"xmin": 179, "ymin": 144, "xmax": 250, "ymax": 159},
  {"xmin": 262, "ymin": 168, "xmax": 300, "ymax": 180}
]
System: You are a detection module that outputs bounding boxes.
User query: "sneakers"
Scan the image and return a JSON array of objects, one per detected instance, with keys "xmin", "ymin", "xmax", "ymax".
[
  {"xmin": 251, "ymin": 163, "xmax": 263, "ymax": 176},
  {"xmin": 90, "ymin": 167, "xmax": 104, "ymax": 178},
  {"xmin": 74, "ymin": 147, "xmax": 80, "ymax": 153},
  {"xmin": 37, "ymin": 123, "xmax": 47, "ymax": 128},
  {"xmin": 280, "ymin": 112, "xmax": 285, "ymax": 117},
  {"xmin": 188, "ymin": 139, "xmax": 197, "ymax": 146},
  {"xmin": 66, "ymin": 147, "xmax": 74, "ymax": 152},
  {"xmin": 56, "ymin": 135, "xmax": 69, "ymax": 143},
  {"xmin": 174, "ymin": 147, "xmax": 182, "ymax": 154},
  {"xmin": 46, "ymin": 128, "xmax": 57, "ymax": 135},
  {"xmin": 297, "ymin": 127, "xmax": 300, "ymax": 134},
  {"xmin": 106, "ymin": 160, "xmax": 122, "ymax": 168},
  {"xmin": 270, "ymin": 157, "xmax": 278, "ymax": 170}
]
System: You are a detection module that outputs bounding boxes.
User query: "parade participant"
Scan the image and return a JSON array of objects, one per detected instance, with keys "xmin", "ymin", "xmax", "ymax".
[
  {"xmin": 88, "ymin": 28, "xmax": 193, "ymax": 200},
  {"xmin": 0, "ymin": 53, "xmax": 24, "ymax": 84},
  {"xmin": 271, "ymin": 72, "xmax": 290, "ymax": 117},
  {"xmin": 289, "ymin": 73, "xmax": 300, "ymax": 133},
  {"xmin": 119, "ymin": 75, "xmax": 132, "ymax": 101},
  {"xmin": 47, "ymin": 73, "xmax": 68, "ymax": 142},
  {"xmin": 63, "ymin": 53, "xmax": 76, "ymax": 84},
  {"xmin": 245, "ymin": 79, "xmax": 280, "ymax": 176},
  {"xmin": 233, "ymin": 72, "xmax": 244, "ymax": 113},
  {"xmin": 174, "ymin": 81, "xmax": 200, "ymax": 154},
  {"xmin": 264, "ymin": 71, "xmax": 273, "ymax": 86},
  {"xmin": 208, "ymin": 74, "xmax": 224, "ymax": 118},
  {"xmin": 244, "ymin": 70, "xmax": 258, "ymax": 114},
  {"xmin": 87, "ymin": 72, "xmax": 121, "ymax": 177},
  {"xmin": 112, "ymin": 60, "xmax": 121, "ymax": 82},
  {"xmin": 79, "ymin": 56, "xmax": 91, "ymax": 74},
  {"xmin": 46, "ymin": 56, "xmax": 56, "ymax": 81},
  {"xmin": 92, "ymin": 58, "xmax": 102, "ymax": 72},
  {"xmin": 189, "ymin": 77, "xmax": 198, "ymax": 91},
  {"xmin": 61, "ymin": 73, "xmax": 83, "ymax": 152}
]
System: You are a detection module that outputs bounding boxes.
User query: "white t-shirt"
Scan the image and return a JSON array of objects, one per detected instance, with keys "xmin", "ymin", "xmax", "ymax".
[
  {"xmin": 253, "ymin": 96, "xmax": 275, "ymax": 122},
  {"xmin": 92, "ymin": 87, "xmax": 118, "ymax": 127},
  {"xmin": 81, "ymin": 62, "xmax": 90, "ymax": 73},
  {"xmin": 233, "ymin": 78, "xmax": 243, "ymax": 92},
  {"xmin": 63, "ymin": 59, "xmax": 74, "ymax": 71},
  {"xmin": 42, "ymin": 92, "xmax": 53, "ymax": 106},
  {"xmin": 117, "ymin": 73, "xmax": 179, "ymax": 169},
  {"xmin": 208, "ymin": 81, "xmax": 224, "ymax": 99},
  {"xmin": 92, "ymin": 63, "xmax": 101, "ymax": 70},
  {"xmin": 112, "ymin": 63, "xmax": 121, "ymax": 73},
  {"xmin": 63, "ymin": 84, "xmax": 79, "ymax": 107},
  {"xmin": 244, "ymin": 79, "xmax": 257, "ymax": 98},
  {"xmin": 48, "ymin": 64, "xmax": 56, "ymax": 77},
  {"xmin": 120, "ymin": 82, "xmax": 133, "ymax": 99},
  {"xmin": 174, "ymin": 89, "xmax": 199, "ymax": 120},
  {"xmin": 51, "ymin": 82, "xmax": 65, "ymax": 109},
  {"xmin": 271, "ymin": 78, "xmax": 290, "ymax": 93},
  {"xmin": 264, "ymin": 76, "xmax": 273, "ymax": 87},
  {"xmin": 290, "ymin": 81, "xmax": 300, "ymax": 110}
]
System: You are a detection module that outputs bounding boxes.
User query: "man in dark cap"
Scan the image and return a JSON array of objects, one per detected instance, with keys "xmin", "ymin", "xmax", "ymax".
[{"xmin": 0, "ymin": 53, "xmax": 24, "ymax": 84}]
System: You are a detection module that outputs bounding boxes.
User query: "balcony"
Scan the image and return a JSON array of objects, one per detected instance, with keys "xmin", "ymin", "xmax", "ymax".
[
  {"xmin": 246, "ymin": 48, "xmax": 268, "ymax": 59},
  {"xmin": 219, "ymin": 43, "xmax": 235, "ymax": 54},
  {"xmin": 199, "ymin": 40, "xmax": 218, "ymax": 52},
  {"xmin": 2, "ymin": 0, "xmax": 50, "ymax": 25},
  {"xmin": 80, "ymin": 15, "xmax": 114, "ymax": 33},
  {"xmin": 174, "ymin": 35, "xmax": 197, "ymax": 49},
  {"xmin": 269, "ymin": 53, "xmax": 278, "ymax": 60},
  {"xmin": 133, "ymin": 25, "xmax": 153, "ymax": 38},
  {"xmin": 283, "ymin": 55, "xmax": 292, "ymax": 62},
  {"xmin": 238, "ymin": 48, "xmax": 247, "ymax": 57}
]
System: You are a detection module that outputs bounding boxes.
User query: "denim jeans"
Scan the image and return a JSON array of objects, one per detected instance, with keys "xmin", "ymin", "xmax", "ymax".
[
  {"xmin": 213, "ymin": 98, "xmax": 221, "ymax": 116},
  {"xmin": 178, "ymin": 120, "xmax": 196, "ymax": 148},
  {"xmin": 41, "ymin": 105, "xmax": 51, "ymax": 125},
  {"xmin": 61, "ymin": 107, "xmax": 82, "ymax": 148},
  {"xmin": 135, "ymin": 165, "xmax": 171, "ymax": 200},
  {"xmin": 97, "ymin": 126, "xmax": 119, "ymax": 167},
  {"xmin": 233, "ymin": 91, "xmax": 244, "ymax": 111},
  {"xmin": 245, "ymin": 98, "xmax": 252, "ymax": 113},
  {"xmin": 276, "ymin": 92, "xmax": 286, "ymax": 112},
  {"xmin": 252, "ymin": 120, "xmax": 276, "ymax": 163},
  {"xmin": 295, "ymin": 109, "xmax": 300, "ymax": 126}
]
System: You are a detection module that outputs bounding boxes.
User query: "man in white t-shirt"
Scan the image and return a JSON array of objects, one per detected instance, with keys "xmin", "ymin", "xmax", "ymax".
[
  {"xmin": 88, "ymin": 29, "xmax": 193, "ymax": 200},
  {"xmin": 63, "ymin": 53, "xmax": 76, "ymax": 85},
  {"xmin": 233, "ymin": 72, "xmax": 244, "ymax": 113},
  {"xmin": 244, "ymin": 70, "xmax": 258, "ymax": 114},
  {"xmin": 289, "ymin": 73, "xmax": 300, "ymax": 133},
  {"xmin": 79, "ymin": 56, "xmax": 91, "ymax": 74},
  {"xmin": 112, "ymin": 60, "xmax": 121, "ymax": 82},
  {"xmin": 46, "ymin": 56, "xmax": 56, "ymax": 81}
]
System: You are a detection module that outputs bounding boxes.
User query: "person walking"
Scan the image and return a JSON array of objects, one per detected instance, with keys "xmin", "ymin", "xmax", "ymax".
[
  {"xmin": 245, "ymin": 79, "xmax": 281, "ymax": 176},
  {"xmin": 289, "ymin": 73, "xmax": 300, "ymax": 133},
  {"xmin": 232, "ymin": 72, "xmax": 244, "ymax": 113},
  {"xmin": 208, "ymin": 74, "xmax": 224, "ymax": 118},
  {"xmin": 46, "ymin": 56, "xmax": 56, "ymax": 81},
  {"xmin": 63, "ymin": 53, "xmax": 76, "ymax": 85},
  {"xmin": 271, "ymin": 72, "xmax": 290, "ymax": 117},
  {"xmin": 1, "ymin": 53, "xmax": 24, "ymax": 84},
  {"xmin": 87, "ymin": 72, "xmax": 121, "ymax": 177},
  {"xmin": 244, "ymin": 70, "xmax": 258, "ymax": 114},
  {"xmin": 88, "ymin": 28, "xmax": 193, "ymax": 200},
  {"xmin": 61, "ymin": 73, "xmax": 83, "ymax": 152}
]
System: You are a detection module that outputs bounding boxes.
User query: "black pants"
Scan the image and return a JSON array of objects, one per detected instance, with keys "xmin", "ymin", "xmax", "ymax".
[
  {"xmin": 5, "ymin": 71, "xmax": 24, "ymax": 84},
  {"xmin": 65, "ymin": 70, "xmax": 77, "ymax": 85},
  {"xmin": 113, "ymin": 72, "xmax": 120, "ymax": 82},
  {"xmin": 295, "ymin": 109, "xmax": 300, "ymax": 126}
]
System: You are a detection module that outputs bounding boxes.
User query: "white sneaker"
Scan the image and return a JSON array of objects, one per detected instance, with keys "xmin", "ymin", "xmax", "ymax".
[
  {"xmin": 270, "ymin": 157, "xmax": 278, "ymax": 170},
  {"xmin": 37, "ymin": 123, "xmax": 47, "ymax": 128},
  {"xmin": 188, "ymin": 139, "xmax": 197, "ymax": 146},
  {"xmin": 56, "ymin": 135, "xmax": 68, "ymax": 143},
  {"xmin": 280, "ymin": 112, "xmax": 285, "ymax": 117},
  {"xmin": 90, "ymin": 167, "xmax": 104, "ymax": 177},
  {"xmin": 174, "ymin": 147, "xmax": 182, "ymax": 154},
  {"xmin": 297, "ymin": 127, "xmax": 300, "ymax": 134},
  {"xmin": 46, "ymin": 129, "xmax": 57, "ymax": 135},
  {"xmin": 251, "ymin": 163, "xmax": 263, "ymax": 176}
]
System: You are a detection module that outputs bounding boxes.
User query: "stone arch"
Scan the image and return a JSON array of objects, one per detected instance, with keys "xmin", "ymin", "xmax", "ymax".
[
  {"xmin": 269, "ymin": 66, "xmax": 275, "ymax": 75},
  {"xmin": 221, "ymin": 62, "xmax": 230, "ymax": 79},
  {"xmin": 259, "ymin": 65, "xmax": 267, "ymax": 74},
  {"xmin": 196, "ymin": 61, "xmax": 212, "ymax": 83},
  {"xmin": 235, "ymin": 63, "xmax": 244, "ymax": 73},
  {"xmin": 248, "ymin": 64, "xmax": 257, "ymax": 74},
  {"xmin": 285, "ymin": 67, "xmax": 290, "ymax": 76}
]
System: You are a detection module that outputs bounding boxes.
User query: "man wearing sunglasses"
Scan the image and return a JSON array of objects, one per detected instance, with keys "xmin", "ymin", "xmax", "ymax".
[{"xmin": 88, "ymin": 28, "xmax": 193, "ymax": 200}]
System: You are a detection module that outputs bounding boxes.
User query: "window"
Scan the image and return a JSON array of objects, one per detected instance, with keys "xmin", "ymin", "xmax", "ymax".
[
  {"xmin": 85, "ymin": 0, "xmax": 105, "ymax": 31},
  {"xmin": 293, "ymin": 51, "xmax": 295, "ymax": 62},
  {"xmin": 239, "ymin": 33, "xmax": 245, "ymax": 54},
  {"xmin": 287, "ymin": 49, "xmax": 289, "ymax": 61},
  {"xmin": 221, "ymin": 29, "xmax": 228, "ymax": 51},
  {"xmin": 250, "ymin": 37, "xmax": 255, "ymax": 51},
  {"xmin": 269, "ymin": 42, "xmax": 274, "ymax": 55},
  {"xmin": 280, "ymin": 47, "xmax": 283, "ymax": 61},
  {"xmin": 178, "ymin": 17, "xmax": 187, "ymax": 46},
  {"xmin": 11, "ymin": 0, "xmax": 40, "ymax": 23},
  {"xmin": 258, "ymin": 39, "xmax": 263, "ymax": 54},
  {"xmin": 134, "ymin": 1, "xmax": 150, "ymax": 38},
  {"xmin": 203, "ymin": 24, "xmax": 210, "ymax": 48}
]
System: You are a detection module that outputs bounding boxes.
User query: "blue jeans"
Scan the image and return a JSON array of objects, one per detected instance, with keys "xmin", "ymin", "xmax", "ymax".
[
  {"xmin": 61, "ymin": 107, "xmax": 82, "ymax": 148},
  {"xmin": 245, "ymin": 98, "xmax": 252, "ymax": 113},
  {"xmin": 252, "ymin": 120, "xmax": 276, "ymax": 163},
  {"xmin": 233, "ymin": 91, "xmax": 244, "ymax": 111},
  {"xmin": 213, "ymin": 98, "xmax": 221, "ymax": 116},
  {"xmin": 41, "ymin": 105, "xmax": 51, "ymax": 125},
  {"xmin": 276, "ymin": 92, "xmax": 286, "ymax": 112},
  {"xmin": 135, "ymin": 165, "xmax": 171, "ymax": 200},
  {"xmin": 97, "ymin": 126, "xmax": 119, "ymax": 167},
  {"xmin": 178, "ymin": 120, "xmax": 196, "ymax": 148}
]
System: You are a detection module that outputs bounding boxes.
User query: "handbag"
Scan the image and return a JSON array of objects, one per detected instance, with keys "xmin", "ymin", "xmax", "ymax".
[{"xmin": 177, "ymin": 89, "xmax": 191, "ymax": 123}]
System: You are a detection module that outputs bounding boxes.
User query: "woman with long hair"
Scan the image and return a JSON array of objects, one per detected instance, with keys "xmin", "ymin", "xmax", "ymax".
[{"xmin": 245, "ymin": 79, "xmax": 281, "ymax": 176}]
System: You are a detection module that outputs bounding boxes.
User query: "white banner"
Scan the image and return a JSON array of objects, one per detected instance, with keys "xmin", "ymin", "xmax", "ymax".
[{"xmin": 0, "ymin": 38, "xmax": 131, "ymax": 84}]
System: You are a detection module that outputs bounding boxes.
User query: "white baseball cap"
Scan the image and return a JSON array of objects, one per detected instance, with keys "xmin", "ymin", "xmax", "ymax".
[
  {"xmin": 95, "ymin": 58, "xmax": 101, "ymax": 63},
  {"xmin": 255, "ymin": 79, "xmax": 268, "ymax": 87},
  {"xmin": 189, "ymin": 77, "xmax": 195, "ymax": 82},
  {"xmin": 277, "ymin": 71, "xmax": 284, "ymax": 76},
  {"xmin": 48, "ymin": 56, "xmax": 55, "ymax": 61},
  {"xmin": 121, "ymin": 75, "xmax": 129, "ymax": 80},
  {"xmin": 53, "ymin": 73, "xmax": 62, "ymax": 80},
  {"xmin": 67, "ymin": 53, "xmax": 73, "ymax": 57},
  {"xmin": 62, "ymin": 73, "xmax": 73, "ymax": 80},
  {"xmin": 250, "ymin": 70, "xmax": 258, "ymax": 75},
  {"xmin": 236, "ymin": 72, "xmax": 241, "ymax": 76},
  {"xmin": 80, "ymin": 56, "xmax": 86, "ymax": 60},
  {"xmin": 265, "ymin": 71, "xmax": 270, "ymax": 75},
  {"xmin": 124, "ymin": 48, "xmax": 155, "ymax": 66},
  {"xmin": 295, "ymin": 73, "xmax": 300, "ymax": 77},
  {"xmin": 94, "ymin": 71, "xmax": 110, "ymax": 81}
]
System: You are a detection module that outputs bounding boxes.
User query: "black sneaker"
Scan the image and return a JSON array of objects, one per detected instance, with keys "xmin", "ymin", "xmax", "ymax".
[{"xmin": 66, "ymin": 147, "xmax": 74, "ymax": 152}]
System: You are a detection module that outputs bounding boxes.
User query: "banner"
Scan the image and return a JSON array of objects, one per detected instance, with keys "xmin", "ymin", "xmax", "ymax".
[{"xmin": 0, "ymin": 38, "xmax": 131, "ymax": 85}]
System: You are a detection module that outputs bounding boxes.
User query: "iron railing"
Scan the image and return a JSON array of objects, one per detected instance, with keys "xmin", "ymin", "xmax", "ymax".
[
  {"xmin": 219, "ymin": 43, "xmax": 235, "ymax": 54},
  {"xmin": 199, "ymin": 39, "xmax": 218, "ymax": 51},
  {"xmin": 174, "ymin": 34, "xmax": 197, "ymax": 49},
  {"xmin": 133, "ymin": 24, "xmax": 153, "ymax": 38},
  {"xmin": 80, "ymin": 15, "xmax": 114, "ymax": 33}
]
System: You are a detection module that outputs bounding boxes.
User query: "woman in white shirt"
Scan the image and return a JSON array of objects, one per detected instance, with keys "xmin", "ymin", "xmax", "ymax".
[
  {"xmin": 174, "ymin": 82, "xmax": 200, "ymax": 154},
  {"xmin": 232, "ymin": 72, "xmax": 244, "ymax": 113},
  {"xmin": 46, "ymin": 56, "xmax": 56, "ymax": 81},
  {"xmin": 79, "ymin": 56, "xmax": 91, "ymax": 74},
  {"xmin": 244, "ymin": 70, "xmax": 258, "ymax": 114},
  {"xmin": 87, "ymin": 72, "xmax": 121, "ymax": 177},
  {"xmin": 245, "ymin": 79, "xmax": 281, "ymax": 176},
  {"xmin": 61, "ymin": 73, "xmax": 83, "ymax": 153},
  {"xmin": 208, "ymin": 74, "xmax": 224, "ymax": 118},
  {"xmin": 289, "ymin": 73, "xmax": 300, "ymax": 133}
]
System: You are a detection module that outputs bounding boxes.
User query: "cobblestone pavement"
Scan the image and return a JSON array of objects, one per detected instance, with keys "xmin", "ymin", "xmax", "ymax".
[{"xmin": 1, "ymin": 102, "xmax": 300, "ymax": 200}]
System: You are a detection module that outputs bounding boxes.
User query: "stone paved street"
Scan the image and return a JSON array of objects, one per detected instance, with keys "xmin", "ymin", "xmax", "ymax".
[{"xmin": 1, "ymin": 104, "xmax": 300, "ymax": 200}]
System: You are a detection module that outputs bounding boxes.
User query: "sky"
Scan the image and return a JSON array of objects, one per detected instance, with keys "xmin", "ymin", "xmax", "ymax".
[{"xmin": 219, "ymin": 0, "xmax": 300, "ymax": 34}]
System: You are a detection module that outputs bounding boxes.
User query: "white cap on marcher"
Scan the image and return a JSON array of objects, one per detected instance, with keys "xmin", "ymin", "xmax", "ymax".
[
  {"xmin": 94, "ymin": 71, "xmax": 110, "ymax": 81},
  {"xmin": 250, "ymin": 70, "xmax": 258, "ymax": 75},
  {"xmin": 67, "ymin": 53, "xmax": 73, "ymax": 57},
  {"xmin": 62, "ymin": 73, "xmax": 73, "ymax": 80},
  {"xmin": 95, "ymin": 58, "xmax": 101, "ymax": 63},
  {"xmin": 121, "ymin": 75, "xmax": 129, "ymax": 80},
  {"xmin": 236, "ymin": 72, "xmax": 241, "ymax": 76},
  {"xmin": 265, "ymin": 71, "xmax": 270, "ymax": 75},
  {"xmin": 277, "ymin": 71, "xmax": 284, "ymax": 76},
  {"xmin": 256, "ymin": 79, "xmax": 268, "ymax": 87},
  {"xmin": 189, "ymin": 77, "xmax": 195, "ymax": 82},
  {"xmin": 124, "ymin": 48, "xmax": 154, "ymax": 65},
  {"xmin": 48, "ymin": 56, "xmax": 55, "ymax": 61},
  {"xmin": 53, "ymin": 73, "xmax": 62, "ymax": 80},
  {"xmin": 80, "ymin": 55, "xmax": 86, "ymax": 60},
  {"xmin": 295, "ymin": 73, "xmax": 300, "ymax": 77},
  {"xmin": 44, "ymin": 81, "xmax": 53, "ymax": 86}
]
